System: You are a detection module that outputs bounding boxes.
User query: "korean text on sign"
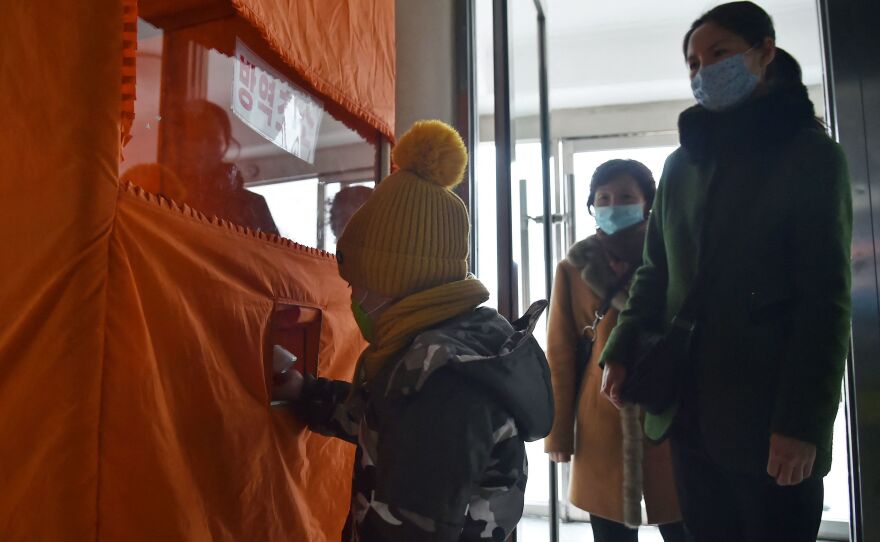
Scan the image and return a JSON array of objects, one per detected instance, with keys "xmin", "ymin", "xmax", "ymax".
[{"xmin": 232, "ymin": 39, "xmax": 323, "ymax": 164}]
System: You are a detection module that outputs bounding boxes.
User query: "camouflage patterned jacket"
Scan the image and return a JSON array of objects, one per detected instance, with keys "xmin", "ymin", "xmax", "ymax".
[{"xmin": 295, "ymin": 301, "xmax": 554, "ymax": 542}]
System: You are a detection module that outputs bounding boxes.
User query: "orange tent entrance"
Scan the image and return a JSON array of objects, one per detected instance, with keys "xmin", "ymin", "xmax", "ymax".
[{"xmin": 0, "ymin": 1, "xmax": 393, "ymax": 540}]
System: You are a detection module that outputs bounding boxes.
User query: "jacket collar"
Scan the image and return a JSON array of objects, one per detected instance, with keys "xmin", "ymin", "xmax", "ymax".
[
  {"xmin": 566, "ymin": 234, "xmax": 634, "ymax": 312},
  {"xmin": 375, "ymin": 301, "xmax": 554, "ymax": 442},
  {"xmin": 678, "ymin": 83, "xmax": 819, "ymax": 164}
]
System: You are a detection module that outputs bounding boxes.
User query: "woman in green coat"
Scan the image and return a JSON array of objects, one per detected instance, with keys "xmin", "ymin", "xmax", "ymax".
[{"xmin": 600, "ymin": 2, "xmax": 852, "ymax": 541}]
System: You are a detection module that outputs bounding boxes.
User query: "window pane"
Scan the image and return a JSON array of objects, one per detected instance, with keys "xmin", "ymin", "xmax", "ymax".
[
  {"xmin": 476, "ymin": 142, "xmax": 499, "ymax": 309},
  {"xmin": 824, "ymin": 396, "xmax": 850, "ymax": 522},
  {"xmin": 246, "ymin": 179, "xmax": 319, "ymax": 245},
  {"xmin": 476, "ymin": 139, "xmax": 554, "ymax": 506},
  {"xmin": 124, "ymin": 17, "xmax": 376, "ymax": 247}
]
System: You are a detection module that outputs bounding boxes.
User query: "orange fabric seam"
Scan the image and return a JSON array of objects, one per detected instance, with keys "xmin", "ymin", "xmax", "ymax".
[
  {"xmin": 120, "ymin": 183, "xmax": 338, "ymax": 261},
  {"xmin": 120, "ymin": 0, "xmax": 138, "ymax": 151},
  {"xmin": 97, "ymin": 3, "xmax": 137, "ymax": 534},
  {"xmin": 229, "ymin": 0, "xmax": 395, "ymax": 142},
  {"xmin": 94, "ymin": 184, "xmax": 124, "ymax": 542}
]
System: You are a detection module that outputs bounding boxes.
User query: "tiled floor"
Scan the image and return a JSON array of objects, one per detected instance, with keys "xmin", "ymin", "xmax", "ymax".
[
  {"xmin": 516, "ymin": 516, "xmax": 842, "ymax": 542},
  {"xmin": 517, "ymin": 516, "xmax": 665, "ymax": 542}
]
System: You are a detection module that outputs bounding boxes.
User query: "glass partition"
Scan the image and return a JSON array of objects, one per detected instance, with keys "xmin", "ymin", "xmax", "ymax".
[{"xmin": 124, "ymin": 16, "xmax": 377, "ymax": 247}]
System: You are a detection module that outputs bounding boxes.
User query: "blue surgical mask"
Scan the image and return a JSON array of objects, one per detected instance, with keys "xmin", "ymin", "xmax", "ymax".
[
  {"xmin": 691, "ymin": 50, "xmax": 760, "ymax": 112},
  {"xmin": 594, "ymin": 204, "xmax": 645, "ymax": 235}
]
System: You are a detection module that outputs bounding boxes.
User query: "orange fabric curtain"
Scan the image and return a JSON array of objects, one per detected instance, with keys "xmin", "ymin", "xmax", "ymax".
[
  {"xmin": 98, "ymin": 186, "xmax": 360, "ymax": 540},
  {"xmin": 1, "ymin": 1, "xmax": 364, "ymax": 540},
  {"xmin": 0, "ymin": 1, "xmax": 120, "ymax": 538},
  {"xmin": 231, "ymin": 0, "xmax": 396, "ymax": 141}
]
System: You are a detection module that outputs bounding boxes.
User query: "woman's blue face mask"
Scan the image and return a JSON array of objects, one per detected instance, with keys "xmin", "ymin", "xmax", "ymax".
[
  {"xmin": 594, "ymin": 203, "xmax": 645, "ymax": 235},
  {"xmin": 691, "ymin": 49, "xmax": 760, "ymax": 112}
]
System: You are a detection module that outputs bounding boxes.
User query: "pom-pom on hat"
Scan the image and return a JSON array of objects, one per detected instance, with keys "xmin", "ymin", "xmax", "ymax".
[{"xmin": 336, "ymin": 120, "xmax": 470, "ymax": 298}]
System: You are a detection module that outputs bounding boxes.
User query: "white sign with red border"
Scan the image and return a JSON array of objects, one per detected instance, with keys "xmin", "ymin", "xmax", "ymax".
[{"xmin": 232, "ymin": 39, "xmax": 323, "ymax": 164}]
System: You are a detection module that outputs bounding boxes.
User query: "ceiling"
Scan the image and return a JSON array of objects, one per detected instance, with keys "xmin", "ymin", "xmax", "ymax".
[{"xmin": 476, "ymin": 0, "xmax": 825, "ymax": 115}]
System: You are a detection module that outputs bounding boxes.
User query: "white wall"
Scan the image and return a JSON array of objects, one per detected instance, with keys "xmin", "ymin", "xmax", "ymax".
[
  {"xmin": 477, "ymin": 0, "xmax": 826, "ymax": 116},
  {"xmin": 398, "ymin": 1, "xmax": 828, "ymax": 145},
  {"xmin": 480, "ymin": 85, "xmax": 826, "ymax": 142},
  {"xmin": 395, "ymin": 0, "xmax": 457, "ymax": 136}
]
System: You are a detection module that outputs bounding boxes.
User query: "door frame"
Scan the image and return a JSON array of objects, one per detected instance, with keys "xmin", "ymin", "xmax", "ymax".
[
  {"xmin": 819, "ymin": 0, "xmax": 880, "ymax": 540},
  {"xmin": 492, "ymin": 0, "xmax": 556, "ymax": 540}
]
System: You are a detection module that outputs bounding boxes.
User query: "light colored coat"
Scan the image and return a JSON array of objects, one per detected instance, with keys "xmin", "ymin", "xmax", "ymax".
[{"xmin": 544, "ymin": 238, "xmax": 681, "ymax": 526}]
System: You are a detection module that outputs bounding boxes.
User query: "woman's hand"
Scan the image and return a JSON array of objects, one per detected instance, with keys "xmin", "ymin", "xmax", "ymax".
[
  {"xmin": 272, "ymin": 369, "xmax": 305, "ymax": 403},
  {"xmin": 601, "ymin": 361, "xmax": 627, "ymax": 409},
  {"xmin": 767, "ymin": 433, "xmax": 817, "ymax": 486},
  {"xmin": 549, "ymin": 452, "xmax": 571, "ymax": 463}
]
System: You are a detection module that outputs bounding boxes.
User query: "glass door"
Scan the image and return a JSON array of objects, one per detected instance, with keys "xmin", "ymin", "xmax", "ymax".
[
  {"xmin": 474, "ymin": 0, "xmax": 852, "ymax": 539},
  {"xmin": 556, "ymin": 134, "xmax": 677, "ymax": 525},
  {"xmin": 482, "ymin": 0, "xmax": 558, "ymax": 539}
]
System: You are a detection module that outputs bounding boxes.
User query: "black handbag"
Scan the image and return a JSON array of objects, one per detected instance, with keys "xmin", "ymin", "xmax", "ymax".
[
  {"xmin": 618, "ymin": 301, "xmax": 699, "ymax": 416},
  {"xmin": 616, "ymin": 204, "xmax": 717, "ymax": 418},
  {"xmin": 612, "ymin": 143, "xmax": 788, "ymax": 439},
  {"xmin": 573, "ymin": 271, "xmax": 634, "ymax": 405}
]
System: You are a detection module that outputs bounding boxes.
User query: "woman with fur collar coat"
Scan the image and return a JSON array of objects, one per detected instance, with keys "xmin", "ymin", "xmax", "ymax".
[{"xmin": 544, "ymin": 160, "xmax": 683, "ymax": 541}]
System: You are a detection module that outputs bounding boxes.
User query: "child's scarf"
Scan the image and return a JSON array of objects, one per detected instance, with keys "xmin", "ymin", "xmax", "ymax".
[{"xmin": 354, "ymin": 277, "xmax": 491, "ymax": 385}]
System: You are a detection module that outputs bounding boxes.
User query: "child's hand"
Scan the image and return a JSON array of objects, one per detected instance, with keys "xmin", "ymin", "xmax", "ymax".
[{"xmin": 272, "ymin": 369, "xmax": 304, "ymax": 403}]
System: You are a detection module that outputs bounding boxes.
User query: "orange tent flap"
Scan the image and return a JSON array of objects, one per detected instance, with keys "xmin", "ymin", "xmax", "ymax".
[
  {"xmin": 99, "ymin": 185, "xmax": 360, "ymax": 541},
  {"xmin": 122, "ymin": 0, "xmax": 138, "ymax": 147},
  {"xmin": 231, "ymin": 0, "xmax": 396, "ymax": 141},
  {"xmin": 4, "ymin": 1, "xmax": 368, "ymax": 539},
  {"xmin": 0, "ymin": 0, "xmax": 120, "ymax": 539}
]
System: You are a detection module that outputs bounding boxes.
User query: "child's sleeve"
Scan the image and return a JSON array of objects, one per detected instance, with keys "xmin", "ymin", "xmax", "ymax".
[{"xmin": 295, "ymin": 374, "xmax": 360, "ymax": 444}]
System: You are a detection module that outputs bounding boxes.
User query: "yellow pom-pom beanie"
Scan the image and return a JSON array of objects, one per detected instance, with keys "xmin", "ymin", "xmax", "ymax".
[{"xmin": 336, "ymin": 120, "xmax": 470, "ymax": 298}]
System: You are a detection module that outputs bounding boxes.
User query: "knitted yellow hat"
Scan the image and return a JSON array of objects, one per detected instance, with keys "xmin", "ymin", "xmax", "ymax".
[{"xmin": 336, "ymin": 120, "xmax": 469, "ymax": 298}]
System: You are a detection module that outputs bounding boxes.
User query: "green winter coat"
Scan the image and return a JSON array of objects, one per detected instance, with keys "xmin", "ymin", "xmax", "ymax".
[{"xmin": 600, "ymin": 86, "xmax": 852, "ymax": 478}]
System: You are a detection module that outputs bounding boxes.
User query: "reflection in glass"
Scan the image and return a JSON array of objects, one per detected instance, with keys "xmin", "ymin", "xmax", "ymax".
[
  {"xmin": 151, "ymin": 99, "xmax": 278, "ymax": 234},
  {"xmin": 122, "ymin": 16, "xmax": 377, "ymax": 247},
  {"xmin": 329, "ymin": 185, "xmax": 374, "ymax": 242}
]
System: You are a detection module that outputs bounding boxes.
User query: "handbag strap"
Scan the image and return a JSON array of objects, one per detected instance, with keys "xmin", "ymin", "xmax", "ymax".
[{"xmin": 584, "ymin": 268, "xmax": 636, "ymax": 341}]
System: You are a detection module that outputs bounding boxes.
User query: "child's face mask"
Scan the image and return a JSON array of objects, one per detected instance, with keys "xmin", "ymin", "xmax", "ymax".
[{"xmin": 351, "ymin": 291, "xmax": 390, "ymax": 342}]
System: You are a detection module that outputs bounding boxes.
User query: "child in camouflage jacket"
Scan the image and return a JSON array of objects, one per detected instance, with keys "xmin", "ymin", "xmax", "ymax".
[{"xmin": 273, "ymin": 120, "xmax": 554, "ymax": 541}]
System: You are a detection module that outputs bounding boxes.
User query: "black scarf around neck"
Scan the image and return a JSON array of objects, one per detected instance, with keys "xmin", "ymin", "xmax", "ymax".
[{"xmin": 678, "ymin": 84, "xmax": 821, "ymax": 164}]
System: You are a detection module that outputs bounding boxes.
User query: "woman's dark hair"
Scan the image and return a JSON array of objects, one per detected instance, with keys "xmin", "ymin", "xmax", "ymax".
[
  {"xmin": 683, "ymin": 1, "xmax": 804, "ymax": 89},
  {"xmin": 587, "ymin": 159, "xmax": 656, "ymax": 215},
  {"xmin": 167, "ymin": 98, "xmax": 242, "ymax": 157},
  {"xmin": 329, "ymin": 185, "xmax": 374, "ymax": 237},
  {"xmin": 186, "ymin": 99, "xmax": 240, "ymax": 155}
]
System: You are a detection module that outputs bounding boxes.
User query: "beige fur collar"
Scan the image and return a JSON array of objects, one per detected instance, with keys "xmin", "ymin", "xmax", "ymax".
[{"xmin": 566, "ymin": 235, "xmax": 629, "ymax": 312}]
